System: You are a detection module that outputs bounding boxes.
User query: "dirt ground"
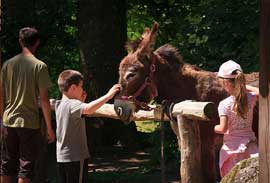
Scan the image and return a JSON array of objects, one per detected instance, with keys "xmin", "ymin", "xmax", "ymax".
[{"xmin": 88, "ymin": 146, "xmax": 180, "ymax": 183}]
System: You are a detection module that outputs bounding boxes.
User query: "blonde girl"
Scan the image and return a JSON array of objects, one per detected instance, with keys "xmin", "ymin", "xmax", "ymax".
[{"xmin": 214, "ymin": 60, "xmax": 258, "ymax": 177}]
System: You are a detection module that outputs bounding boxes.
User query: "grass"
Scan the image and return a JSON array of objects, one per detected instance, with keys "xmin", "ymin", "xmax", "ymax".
[{"xmin": 135, "ymin": 121, "xmax": 159, "ymax": 133}]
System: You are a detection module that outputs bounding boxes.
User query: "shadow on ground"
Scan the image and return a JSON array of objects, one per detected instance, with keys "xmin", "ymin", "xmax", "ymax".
[{"xmin": 89, "ymin": 146, "xmax": 180, "ymax": 183}]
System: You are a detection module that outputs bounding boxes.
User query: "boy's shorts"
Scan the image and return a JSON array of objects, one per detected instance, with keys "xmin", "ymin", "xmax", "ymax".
[
  {"xmin": 57, "ymin": 159, "xmax": 88, "ymax": 183},
  {"xmin": 0, "ymin": 127, "xmax": 42, "ymax": 179}
]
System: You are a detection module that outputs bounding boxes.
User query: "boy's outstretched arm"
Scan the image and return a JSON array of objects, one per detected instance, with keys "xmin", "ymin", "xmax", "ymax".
[{"xmin": 82, "ymin": 84, "xmax": 121, "ymax": 115}]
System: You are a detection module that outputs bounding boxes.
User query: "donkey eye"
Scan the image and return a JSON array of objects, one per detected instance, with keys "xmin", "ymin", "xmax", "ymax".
[{"xmin": 126, "ymin": 73, "xmax": 136, "ymax": 80}]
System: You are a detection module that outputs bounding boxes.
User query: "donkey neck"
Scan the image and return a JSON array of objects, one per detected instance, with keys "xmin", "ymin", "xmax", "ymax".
[{"xmin": 153, "ymin": 63, "xmax": 198, "ymax": 103}]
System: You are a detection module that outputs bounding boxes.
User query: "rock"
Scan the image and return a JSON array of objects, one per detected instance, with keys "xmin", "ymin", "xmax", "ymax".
[{"xmin": 221, "ymin": 157, "xmax": 258, "ymax": 183}]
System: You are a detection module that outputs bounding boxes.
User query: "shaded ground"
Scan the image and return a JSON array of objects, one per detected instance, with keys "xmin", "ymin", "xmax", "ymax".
[
  {"xmin": 47, "ymin": 121, "xmax": 180, "ymax": 183},
  {"xmin": 88, "ymin": 146, "xmax": 180, "ymax": 183},
  {"xmin": 47, "ymin": 144, "xmax": 180, "ymax": 183}
]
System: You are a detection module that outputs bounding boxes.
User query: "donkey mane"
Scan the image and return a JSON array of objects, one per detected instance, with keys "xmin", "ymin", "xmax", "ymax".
[
  {"xmin": 151, "ymin": 43, "xmax": 227, "ymax": 108},
  {"xmin": 154, "ymin": 44, "xmax": 184, "ymax": 72},
  {"xmin": 155, "ymin": 44, "xmax": 206, "ymax": 80}
]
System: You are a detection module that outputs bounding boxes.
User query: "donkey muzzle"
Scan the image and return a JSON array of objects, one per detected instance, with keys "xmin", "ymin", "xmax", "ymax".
[{"xmin": 114, "ymin": 99, "xmax": 136, "ymax": 124}]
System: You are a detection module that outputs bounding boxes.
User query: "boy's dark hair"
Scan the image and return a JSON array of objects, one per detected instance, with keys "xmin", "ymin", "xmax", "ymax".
[
  {"xmin": 19, "ymin": 27, "xmax": 40, "ymax": 47},
  {"xmin": 58, "ymin": 70, "xmax": 84, "ymax": 92}
]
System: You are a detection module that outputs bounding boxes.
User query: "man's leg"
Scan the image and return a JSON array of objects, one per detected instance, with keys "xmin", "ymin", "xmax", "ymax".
[
  {"xmin": 18, "ymin": 177, "xmax": 31, "ymax": 183},
  {"xmin": 0, "ymin": 128, "xmax": 20, "ymax": 183},
  {"xmin": 33, "ymin": 117, "xmax": 48, "ymax": 183},
  {"xmin": 17, "ymin": 128, "xmax": 41, "ymax": 182},
  {"xmin": 0, "ymin": 175, "xmax": 12, "ymax": 183}
]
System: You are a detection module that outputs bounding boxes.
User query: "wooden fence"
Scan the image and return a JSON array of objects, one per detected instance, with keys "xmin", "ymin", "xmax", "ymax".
[{"xmin": 58, "ymin": 99, "xmax": 215, "ymax": 183}]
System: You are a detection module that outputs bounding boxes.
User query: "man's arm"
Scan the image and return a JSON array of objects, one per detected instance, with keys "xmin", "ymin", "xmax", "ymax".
[
  {"xmin": 0, "ymin": 79, "xmax": 4, "ymax": 118},
  {"xmin": 0, "ymin": 78, "xmax": 7, "ymax": 136},
  {"xmin": 39, "ymin": 88, "xmax": 55, "ymax": 143}
]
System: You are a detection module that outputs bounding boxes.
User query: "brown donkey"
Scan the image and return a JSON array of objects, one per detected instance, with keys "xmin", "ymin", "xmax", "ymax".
[{"xmin": 115, "ymin": 22, "xmax": 258, "ymax": 183}]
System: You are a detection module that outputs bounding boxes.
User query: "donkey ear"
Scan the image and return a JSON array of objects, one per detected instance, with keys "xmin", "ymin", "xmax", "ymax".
[
  {"xmin": 137, "ymin": 21, "xmax": 159, "ymax": 57},
  {"xmin": 125, "ymin": 22, "xmax": 159, "ymax": 54}
]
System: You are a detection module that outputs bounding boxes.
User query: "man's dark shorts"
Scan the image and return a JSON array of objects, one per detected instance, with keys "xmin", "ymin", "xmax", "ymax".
[{"xmin": 0, "ymin": 127, "xmax": 42, "ymax": 179}]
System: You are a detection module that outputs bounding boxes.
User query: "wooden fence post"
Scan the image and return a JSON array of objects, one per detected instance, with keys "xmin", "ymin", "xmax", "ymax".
[
  {"xmin": 259, "ymin": 0, "xmax": 270, "ymax": 182},
  {"xmin": 177, "ymin": 115, "xmax": 202, "ymax": 183}
]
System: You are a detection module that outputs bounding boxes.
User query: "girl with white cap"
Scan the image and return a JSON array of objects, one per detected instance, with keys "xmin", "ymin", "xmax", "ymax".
[{"xmin": 214, "ymin": 60, "xmax": 259, "ymax": 177}]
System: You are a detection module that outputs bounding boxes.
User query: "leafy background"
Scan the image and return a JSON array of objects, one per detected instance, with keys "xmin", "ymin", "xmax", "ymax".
[
  {"xmin": 2, "ymin": 0, "xmax": 259, "ymax": 99},
  {"xmin": 1, "ymin": 0, "xmax": 260, "ymax": 181}
]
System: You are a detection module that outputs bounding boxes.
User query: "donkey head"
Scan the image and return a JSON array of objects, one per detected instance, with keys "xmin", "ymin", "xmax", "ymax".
[{"xmin": 115, "ymin": 22, "xmax": 159, "ymax": 122}]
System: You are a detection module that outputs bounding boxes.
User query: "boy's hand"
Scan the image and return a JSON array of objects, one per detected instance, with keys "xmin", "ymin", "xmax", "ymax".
[
  {"xmin": 107, "ymin": 84, "xmax": 121, "ymax": 99},
  {"xmin": 81, "ymin": 91, "xmax": 87, "ymax": 102}
]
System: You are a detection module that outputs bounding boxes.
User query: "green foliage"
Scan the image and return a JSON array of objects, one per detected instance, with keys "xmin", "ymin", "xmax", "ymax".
[
  {"xmin": 2, "ymin": 1, "xmax": 260, "ymax": 181},
  {"xmin": 127, "ymin": 0, "xmax": 259, "ymax": 72},
  {"xmin": 2, "ymin": 0, "xmax": 80, "ymax": 98},
  {"xmin": 2, "ymin": 0, "xmax": 259, "ymax": 96},
  {"xmin": 135, "ymin": 121, "xmax": 159, "ymax": 133}
]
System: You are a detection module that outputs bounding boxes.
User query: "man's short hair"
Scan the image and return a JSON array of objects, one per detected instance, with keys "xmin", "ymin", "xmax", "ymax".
[
  {"xmin": 58, "ymin": 70, "xmax": 84, "ymax": 92},
  {"xmin": 19, "ymin": 27, "xmax": 40, "ymax": 47}
]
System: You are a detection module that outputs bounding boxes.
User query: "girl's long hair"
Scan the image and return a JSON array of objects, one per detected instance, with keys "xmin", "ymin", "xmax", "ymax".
[{"xmin": 231, "ymin": 71, "xmax": 248, "ymax": 118}]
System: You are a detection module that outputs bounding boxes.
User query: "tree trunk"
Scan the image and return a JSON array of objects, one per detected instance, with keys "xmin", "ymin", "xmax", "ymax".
[
  {"xmin": 77, "ymin": 0, "xmax": 127, "ymax": 96},
  {"xmin": 76, "ymin": 0, "xmax": 133, "ymax": 148}
]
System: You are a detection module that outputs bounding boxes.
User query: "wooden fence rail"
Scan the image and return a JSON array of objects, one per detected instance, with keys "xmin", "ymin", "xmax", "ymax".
[{"xmin": 51, "ymin": 100, "xmax": 214, "ymax": 122}]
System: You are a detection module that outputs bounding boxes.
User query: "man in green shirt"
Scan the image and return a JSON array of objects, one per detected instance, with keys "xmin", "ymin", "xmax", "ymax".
[{"xmin": 0, "ymin": 27, "xmax": 55, "ymax": 183}]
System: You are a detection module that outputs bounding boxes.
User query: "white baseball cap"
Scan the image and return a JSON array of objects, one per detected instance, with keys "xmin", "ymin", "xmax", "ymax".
[{"xmin": 217, "ymin": 60, "xmax": 242, "ymax": 79}]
